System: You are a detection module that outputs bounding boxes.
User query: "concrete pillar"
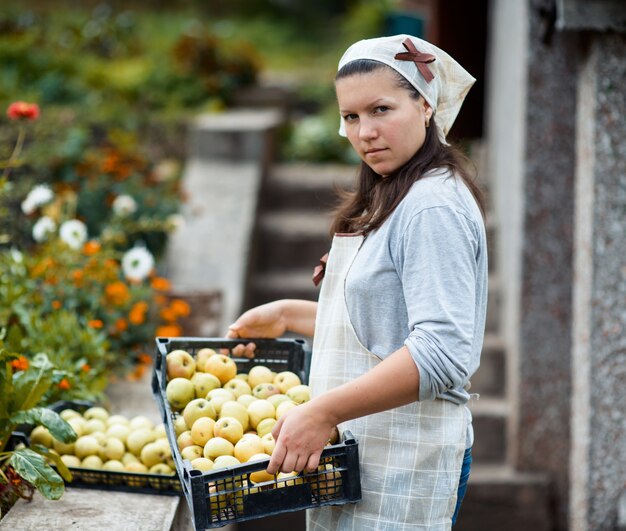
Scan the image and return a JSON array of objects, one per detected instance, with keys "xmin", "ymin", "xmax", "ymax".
[{"xmin": 571, "ymin": 32, "xmax": 626, "ymax": 531}]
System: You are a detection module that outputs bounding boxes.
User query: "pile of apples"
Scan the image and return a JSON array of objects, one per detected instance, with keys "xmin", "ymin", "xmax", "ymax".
[
  {"xmin": 30, "ymin": 406, "xmax": 177, "ymax": 483},
  {"xmin": 164, "ymin": 347, "xmax": 341, "ymax": 509}
]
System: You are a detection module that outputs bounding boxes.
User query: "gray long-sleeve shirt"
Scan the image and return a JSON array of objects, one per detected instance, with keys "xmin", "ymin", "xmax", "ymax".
[{"xmin": 345, "ymin": 169, "xmax": 488, "ymax": 446}]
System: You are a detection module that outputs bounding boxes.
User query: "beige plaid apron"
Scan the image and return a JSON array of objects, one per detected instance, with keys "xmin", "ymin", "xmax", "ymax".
[{"xmin": 307, "ymin": 234, "xmax": 468, "ymax": 531}]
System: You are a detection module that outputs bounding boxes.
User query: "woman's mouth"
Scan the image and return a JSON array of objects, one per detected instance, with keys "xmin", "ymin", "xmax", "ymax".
[{"xmin": 364, "ymin": 148, "xmax": 386, "ymax": 156}]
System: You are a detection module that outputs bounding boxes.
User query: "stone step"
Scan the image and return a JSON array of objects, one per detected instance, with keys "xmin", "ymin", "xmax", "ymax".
[
  {"xmin": 456, "ymin": 464, "xmax": 555, "ymax": 530},
  {"xmin": 262, "ymin": 163, "xmax": 357, "ymax": 211},
  {"xmin": 468, "ymin": 397, "xmax": 508, "ymax": 465},
  {"xmin": 254, "ymin": 211, "xmax": 332, "ymax": 273}
]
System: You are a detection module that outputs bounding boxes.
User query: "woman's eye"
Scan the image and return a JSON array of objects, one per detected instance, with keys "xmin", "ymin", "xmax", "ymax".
[
  {"xmin": 374, "ymin": 105, "xmax": 389, "ymax": 114},
  {"xmin": 343, "ymin": 113, "xmax": 358, "ymax": 122}
]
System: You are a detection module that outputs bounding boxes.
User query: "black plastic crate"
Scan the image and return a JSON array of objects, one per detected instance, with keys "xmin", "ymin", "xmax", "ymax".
[
  {"xmin": 14, "ymin": 400, "xmax": 182, "ymax": 496},
  {"xmin": 152, "ymin": 336, "xmax": 361, "ymax": 530}
]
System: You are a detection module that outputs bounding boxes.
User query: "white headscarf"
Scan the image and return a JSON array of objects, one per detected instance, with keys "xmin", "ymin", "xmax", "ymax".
[{"xmin": 337, "ymin": 34, "xmax": 475, "ymax": 144}]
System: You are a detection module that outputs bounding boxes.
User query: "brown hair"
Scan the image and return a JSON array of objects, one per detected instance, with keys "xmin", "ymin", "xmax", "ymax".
[{"xmin": 330, "ymin": 59, "xmax": 486, "ymax": 236}]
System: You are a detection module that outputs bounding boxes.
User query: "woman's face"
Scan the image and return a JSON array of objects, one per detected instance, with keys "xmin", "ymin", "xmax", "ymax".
[{"xmin": 336, "ymin": 69, "xmax": 432, "ymax": 177}]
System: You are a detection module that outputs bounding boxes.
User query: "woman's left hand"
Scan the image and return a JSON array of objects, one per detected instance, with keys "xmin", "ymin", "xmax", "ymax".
[{"xmin": 266, "ymin": 399, "xmax": 335, "ymax": 475}]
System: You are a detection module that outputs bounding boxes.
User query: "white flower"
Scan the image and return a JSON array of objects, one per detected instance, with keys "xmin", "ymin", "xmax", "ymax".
[
  {"xmin": 166, "ymin": 214, "xmax": 185, "ymax": 231},
  {"xmin": 10, "ymin": 248, "xmax": 23, "ymax": 263},
  {"xmin": 122, "ymin": 247, "xmax": 155, "ymax": 282},
  {"xmin": 112, "ymin": 194, "xmax": 138, "ymax": 216},
  {"xmin": 59, "ymin": 219, "xmax": 88, "ymax": 249},
  {"xmin": 32, "ymin": 216, "xmax": 57, "ymax": 242},
  {"xmin": 21, "ymin": 185, "xmax": 54, "ymax": 214}
]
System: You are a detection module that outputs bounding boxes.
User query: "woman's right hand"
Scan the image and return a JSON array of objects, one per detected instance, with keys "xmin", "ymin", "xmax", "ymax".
[{"xmin": 226, "ymin": 301, "xmax": 288, "ymax": 358}]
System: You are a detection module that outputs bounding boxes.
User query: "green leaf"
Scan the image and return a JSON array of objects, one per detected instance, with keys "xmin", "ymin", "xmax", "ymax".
[
  {"xmin": 9, "ymin": 447, "xmax": 65, "ymax": 500},
  {"xmin": 11, "ymin": 353, "xmax": 55, "ymax": 412},
  {"xmin": 11, "ymin": 408, "xmax": 76, "ymax": 443},
  {"xmin": 31, "ymin": 444, "xmax": 73, "ymax": 482}
]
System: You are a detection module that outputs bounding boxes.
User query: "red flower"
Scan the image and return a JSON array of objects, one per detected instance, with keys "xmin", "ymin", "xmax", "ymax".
[
  {"xmin": 58, "ymin": 378, "xmax": 71, "ymax": 390},
  {"xmin": 7, "ymin": 101, "xmax": 40, "ymax": 121}
]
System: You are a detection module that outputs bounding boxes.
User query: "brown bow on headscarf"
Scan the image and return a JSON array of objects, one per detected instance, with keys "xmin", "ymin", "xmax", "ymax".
[
  {"xmin": 394, "ymin": 38, "xmax": 436, "ymax": 83},
  {"xmin": 312, "ymin": 252, "xmax": 329, "ymax": 287}
]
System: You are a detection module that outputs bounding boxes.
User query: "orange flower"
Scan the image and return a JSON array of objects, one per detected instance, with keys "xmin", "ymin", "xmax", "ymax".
[
  {"xmin": 159, "ymin": 307, "xmax": 177, "ymax": 323},
  {"xmin": 7, "ymin": 101, "xmax": 40, "ymax": 121},
  {"xmin": 151, "ymin": 277, "xmax": 171, "ymax": 291},
  {"xmin": 128, "ymin": 363, "xmax": 147, "ymax": 381},
  {"xmin": 11, "ymin": 356, "xmax": 29, "ymax": 371},
  {"xmin": 58, "ymin": 378, "xmax": 71, "ymax": 390},
  {"xmin": 154, "ymin": 294, "xmax": 167, "ymax": 306},
  {"xmin": 138, "ymin": 353, "xmax": 153, "ymax": 365},
  {"xmin": 114, "ymin": 317, "xmax": 128, "ymax": 333},
  {"xmin": 52, "ymin": 300, "xmax": 62, "ymax": 309},
  {"xmin": 104, "ymin": 259, "xmax": 119, "ymax": 272},
  {"xmin": 88, "ymin": 319, "xmax": 104, "ymax": 328},
  {"xmin": 83, "ymin": 240, "xmax": 101, "ymax": 256},
  {"xmin": 105, "ymin": 281, "xmax": 130, "ymax": 306},
  {"xmin": 156, "ymin": 324, "xmax": 182, "ymax": 337},
  {"xmin": 129, "ymin": 301, "xmax": 149, "ymax": 325},
  {"xmin": 170, "ymin": 299, "xmax": 191, "ymax": 318},
  {"xmin": 81, "ymin": 363, "xmax": 91, "ymax": 372}
]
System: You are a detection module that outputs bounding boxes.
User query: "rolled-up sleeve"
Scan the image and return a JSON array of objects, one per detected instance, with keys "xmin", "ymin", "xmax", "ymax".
[{"xmin": 398, "ymin": 206, "xmax": 479, "ymax": 401}]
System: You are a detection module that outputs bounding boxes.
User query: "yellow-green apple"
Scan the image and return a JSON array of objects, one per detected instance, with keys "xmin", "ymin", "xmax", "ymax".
[
  {"xmin": 83, "ymin": 418, "xmax": 107, "ymax": 435},
  {"xmin": 153, "ymin": 423, "xmax": 167, "ymax": 439},
  {"xmin": 234, "ymin": 435, "xmax": 264, "ymax": 463},
  {"xmin": 103, "ymin": 460, "xmax": 125, "ymax": 472},
  {"xmin": 248, "ymin": 453, "xmax": 274, "ymax": 484},
  {"xmin": 267, "ymin": 394, "xmax": 292, "ymax": 409},
  {"xmin": 81, "ymin": 455, "xmax": 104, "ymax": 469},
  {"xmin": 59, "ymin": 408, "xmax": 81, "ymax": 421},
  {"xmin": 75, "ymin": 435, "xmax": 102, "ymax": 459},
  {"xmin": 219, "ymin": 401, "xmax": 249, "ymax": 432},
  {"xmin": 66, "ymin": 417, "xmax": 86, "ymax": 438},
  {"xmin": 252, "ymin": 383, "xmax": 280, "ymax": 400},
  {"xmin": 122, "ymin": 452, "xmax": 139, "ymax": 465},
  {"xmin": 129, "ymin": 415, "xmax": 154, "ymax": 431},
  {"xmin": 173, "ymin": 414, "xmax": 188, "ymax": 437},
  {"xmin": 286, "ymin": 384, "xmax": 311, "ymax": 405},
  {"xmin": 105, "ymin": 424, "xmax": 130, "ymax": 444},
  {"xmin": 204, "ymin": 354, "xmax": 237, "ymax": 385},
  {"xmin": 30, "ymin": 426, "xmax": 53, "ymax": 448},
  {"xmin": 195, "ymin": 348, "xmax": 217, "ymax": 372},
  {"xmin": 213, "ymin": 455, "xmax": 241, "ymax": 469},
  {"xmin": 141, "ymin": 440, "xmax": 171, "ymax": 468},
  {"xmin": 207, "ymin": 482, "xmax": 232, "ymax": 516},
  {"xmin": 207, "ymin": 388, "xmax": 236, "ymax": 415},
  {"xmin": 181, "ymin": 445, "xmax": 204, "ymax": 461},
  {"xmin": 191, "ymin": 457, "xmax": 214, "ymax": 471},
  {"xmin": 222, "ymin": 378, "xmax": 252, "ymax": 398},
  {"xmin": 106, "ymin": 414, "xmax": 130, "ymax": 427},
  {"xmin": 235, "ymin": 373, "xmax": 248, "ymax": 382},
  {"xmin": 237, "ymin": 394, "xmax": 257, "ymax": 408},
  {"xmin": 90, "ymin": 432, "xmax": 106, "ymax": 445},
  {"xmin": 100, "ymin": 437, "xmax": 125, "ymax": 461},
  {"xmin": 149, "ymin": 463, "xmax": 175, "ymax": 475},
  {"xmin": 247, "ymin": 399, "xmax": 275, "ymax": 429},
  {"xmin": 183, "ymin": 398, "xmax": 217, "ymax": 428},
  {"xmin": 247, "ymin": 365, "xmax": 274, "ymax": 389},
  {"xmin": 261, "ymin": 433, "xmax": 275, "ymax": 455},
  {"xmin": 166, "ymin": 349, "xmax": 196, "ymax": 380},
  {"xmin": 127, "ymin": 428, "xmax": 156, "ymax": 456},
  {"xmin": 166, "ymin": 377, "xmax": 196, "ymax": 410},
  {"xmin": 60, "ymin": 454, "xmax": 81, "ymax": 468},
  {"xmin": 256, "ymin": 418, "xmax": 277, "ymax": 439},
  {"xmin": 203, "ymin": 437, "xmax": 234, "ymax": 460},
  {"xmin": 273, "ymin": 371, "xmax": 302, "ymax": 393},
  {"xmin": 191, "ymin": 371, "xmax": 221, "ymax": 398},
  {"xmin": 190, "ymin": 417, "xmax": 216, "ymax": 446},
  {"xmin": 176, "ymin": 431, "xmax": 195, "ymax": 450},
  {"xmin": 213, "ymin": 417, "xmax": 244, "ymax": 445},
  {"xmin": 276, "ymin": 400, "xmax": 297, "ymax": 419},
  {"xmin": 84, "ymin": 406, "xmax": 109, "ymax": 422},
  {"xmin": 124, "ymin": 461, "xmax": 149, "ymax": 473}
]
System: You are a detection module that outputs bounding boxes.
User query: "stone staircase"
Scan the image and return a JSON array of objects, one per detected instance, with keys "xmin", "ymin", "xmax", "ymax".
[{"xmin": 241, "ymin": 155, "xmax": 555, "ymax": 530}]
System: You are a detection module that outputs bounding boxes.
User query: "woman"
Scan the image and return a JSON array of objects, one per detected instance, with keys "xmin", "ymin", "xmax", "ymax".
[{"xmin": 227, "ymin": 34, "xmax": 487, "ymax": 530}]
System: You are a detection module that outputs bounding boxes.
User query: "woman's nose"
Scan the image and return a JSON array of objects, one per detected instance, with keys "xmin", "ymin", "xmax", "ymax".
[{"xmin": 358, "ymin": 118, "xmax": 378, "ymax": 140}]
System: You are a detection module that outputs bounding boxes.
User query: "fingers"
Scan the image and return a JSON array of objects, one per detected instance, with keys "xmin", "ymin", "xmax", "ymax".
[
  {"xmin": 305, "ymin": 451, "xmax": 322, "ymax": 473},
  {"xmin": 230, "ymin": 342, "xmax": 256, "ymax": 359},
  {"xmin": 267, "ymin": 440, "xmax": 286, "ymax": 475}
]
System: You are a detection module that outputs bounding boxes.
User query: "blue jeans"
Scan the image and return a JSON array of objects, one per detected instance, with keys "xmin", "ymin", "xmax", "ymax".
[{"xmin": 451, "ymin": 447, "xmax": 472, "ymax": 526}]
